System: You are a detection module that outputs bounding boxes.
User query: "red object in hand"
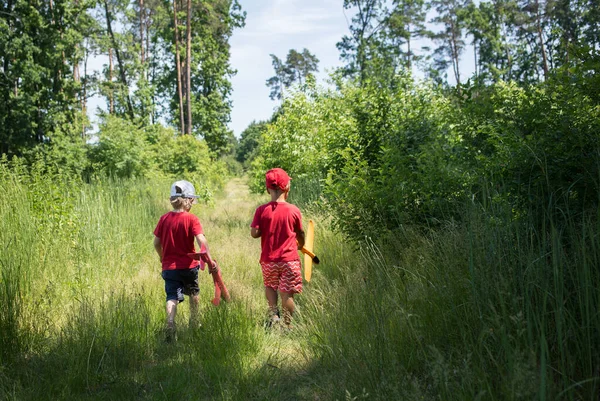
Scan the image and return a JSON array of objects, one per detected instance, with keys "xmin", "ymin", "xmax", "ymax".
[
  {"xmin": 209, "ymin": 263, "xmax": 230, "ymax": 305},
  {"xmin": 198, "ymin": 252, "xmax": 230, "ymax": 306}
]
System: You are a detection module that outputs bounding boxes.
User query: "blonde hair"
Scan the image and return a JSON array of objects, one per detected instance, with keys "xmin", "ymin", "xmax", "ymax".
[
  {"xmin": 170, "ymin": 196, "xmax": 194, "ymax": 210},
  {"xmin": 267, "ymin": 183, "xmax": 290, "ymax": 196}
]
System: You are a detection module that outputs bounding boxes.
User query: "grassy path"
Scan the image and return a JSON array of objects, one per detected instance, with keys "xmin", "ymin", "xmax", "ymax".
[
  {"xmin": 138, "ymin": 177, "xmax": 327, "ymax": 400},
  {"xmin": 1, "ymin": 176, "xmax": 351, "ymax": 400},
  {"xmin": 6, "ymin": 169, "xmax": 595, "ymax": 399}
]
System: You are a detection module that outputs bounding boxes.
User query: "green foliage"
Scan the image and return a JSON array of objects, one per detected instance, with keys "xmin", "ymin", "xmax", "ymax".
[
  {"xmin": 248, "ymin": 60, "xmax": 600, "ymax": 398},
  {"xmin": 252, "ymin": 71, "xmax": 600, "ymax": 238},
  {"xmin": 249, "ymin": 84, "xmax": 355, "ymax": 187},
  {"xmin": 1, "ymin": 0, "xmax": 245, "ymax": 164},
  {"xmin": 85, "ymin": 117, "xmax": 227, "ymax": 195},
  {"xmin": 170, "ymin": 0, "xmax": 246, "ymax": 153},
  {"xmin": 26, "ymin": 118, "xmax": 90, "ymax": 175},
  {"xmin": 236, "ymin": 120, "xmax": 268, "ymax": 166},
  {"xmin": 303, "ymin": 199, "xmax": 600, "ymax": 399},
  {"xmin": 220, "ymin": 154, "xmax": 243, "ymax": 176},
  {"xmin": 459, "ymin": 80, "xmax": 600, "ymax": 214},
  {"xmin": 89, "ymin": 116, "xmax": 150, "ymax": 178},
  {"xmin": 251, "ymin": 75, "xmax": 469, "ymax": 237},
  {"xmin": 150, "ymin": 130, "xmax": 211, "ymax": 176},
  {"xmin": 336, "ymin": 0, "xmax": 390, "ymax": 84},
  {"xmin": 0, "ymin": 0, "xmax": 91, "ymax": 157},
  {"xmin": 266, "ymin": 48, "xmax": 319, "ymax": 101}
]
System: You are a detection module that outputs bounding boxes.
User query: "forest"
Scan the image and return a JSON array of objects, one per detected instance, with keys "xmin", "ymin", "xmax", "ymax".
[{"xmin": 1, "ymin": 0, "xmax": 599, "ymax": 399}]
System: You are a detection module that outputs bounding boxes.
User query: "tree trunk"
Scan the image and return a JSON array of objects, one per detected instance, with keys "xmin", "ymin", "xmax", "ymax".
[
  {"xmin": 151, "ymin": 37, "xmax": 156, "ymax": 125},
  {"xmin": 109, "ymin": 47, "xmax": 114, "ymax": 114},
  {"xmin": 148, "ymin": 10, "xmax": 154, "ymax": 125},
  {"xmin": 473, "ymin": 40, "xmax": 478, "ymax": 79},
  {"xmin": 534, "ymin": 0, "xmax": 549, "ymax": 80},
  {"xmin": 407, "ymin": 32, "xmax": 412, "ymax": 71},
  {"xmin": 139, "ymin": 0, "xmax": 145, "ymax": 66},
  {"xmin": 35, "ymin": 83, "xmax": 43, "ymax": 143},
  {"xmin": 103, "ymin": 0, "xmax": 135, "ymax": 119},
  {"xmin": 146, "ymin": 9, "xmax": 151, "ymax": 70},
  {"xmin": 185, "ymin": 0, "xmax": 192, "ymax": 135},
  {"xmin": 173, "ymin": 0, "xmax": 185, "ymax": 134},
  {"xmin": 82, "ymin": 44, "xmax": 88, "ymax": 139},
  {"xmin": 49, "ymin": 0, "xmax": 63, "ymax": 94},
  {"xmin": 450, "ymin": 20, "xmax": 461, "ymax": 88},
  {"xmin": 73, "ymin": 62, "xmax": 80, "ymax": 82},
  {"xmin": 73, "ymin": 0, "xmax": 80, "ymax": 84}
]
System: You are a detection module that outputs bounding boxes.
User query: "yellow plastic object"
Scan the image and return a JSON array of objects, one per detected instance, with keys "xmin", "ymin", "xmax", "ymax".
[{"xmin": 303, "ymin": 219, "xmax": 315, "ymax": 282}]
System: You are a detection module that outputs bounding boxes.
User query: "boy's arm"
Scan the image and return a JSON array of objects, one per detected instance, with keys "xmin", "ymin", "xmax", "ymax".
[
  {"xmin": 250, "ymin": 207, "xmax": 262, "ymax": 238},
  {"xmin": 195, "ymin": 233, "xmax": 217, "ymax": 271},
  {"xmin": 295, "ymin": 208, "xmax": 305, "ymax": 249},
  {"xmin": 153, "ymin": 236, "xmax": 163, "ymax": 262},
  {"xmin": 295, "ymin": 228, "xmax": 306, "ymax": 250}
]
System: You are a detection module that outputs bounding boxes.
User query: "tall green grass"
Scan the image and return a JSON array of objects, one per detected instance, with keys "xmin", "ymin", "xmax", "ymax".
[
  {"xmin": 1, "ymin": 165, "xmax": 597, "ymax": 400},
  {"xmin": 0, "ymin": 170, "xmax": 323, "ymax": 400},
  {"xmin": 295, "ymin": 182, "xmax": 599, "ymax": 399},
  {"xmin": 0, "ymin": 164, "xmax": 172, "ymax": 399}
]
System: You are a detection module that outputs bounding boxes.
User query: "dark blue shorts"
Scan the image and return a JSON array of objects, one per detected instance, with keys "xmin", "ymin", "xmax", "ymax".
[{"xmin": 161, "ymin": 267, "xmax": 200, "ymax": 303}]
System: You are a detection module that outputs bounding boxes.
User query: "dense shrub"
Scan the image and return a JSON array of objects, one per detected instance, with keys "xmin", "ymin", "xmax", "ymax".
[
  {"xmin": 84, "ymin": 117, "xmax": 228, "ymax": 195},
  {"xmin": 250, "ymin": 74, "xmax": 600, "ymax": 239},
  {"xmin": 88, "ymin": 116, "xmax": 151, "ymax": 178},
  {"xmin": 249, "ymin": 75, "xmax": 468, "ymax": 237},
  {"xmin": 236, "ymin": 120, "xmax": 268, "ymax": 168},
  {"xmin": 459, "ymin": 81, "xmax": 600, "ymax": 216}
]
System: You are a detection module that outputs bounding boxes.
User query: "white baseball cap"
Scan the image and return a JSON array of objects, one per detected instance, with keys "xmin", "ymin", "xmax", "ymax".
[{"xmin": 170, "ymin": 180, "xmax": 200, "ymax": 203}]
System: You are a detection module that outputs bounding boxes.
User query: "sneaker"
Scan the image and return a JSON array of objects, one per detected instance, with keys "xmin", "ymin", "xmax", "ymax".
[{"xmin": 264, "ymin": 308, "xmax": 280, "ymax": 329}]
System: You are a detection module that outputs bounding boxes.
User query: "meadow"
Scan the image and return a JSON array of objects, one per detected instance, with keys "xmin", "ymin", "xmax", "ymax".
[{"xmin": 1, "ymin": 160, "xmax": 598, "ymax": 400}]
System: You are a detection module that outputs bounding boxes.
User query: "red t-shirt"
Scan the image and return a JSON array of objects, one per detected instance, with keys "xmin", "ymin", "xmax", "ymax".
[
  {"xmin": 251, "ymin": 201, "xmax": 303, "ymax": 262},
  {"xmin": 154, "ymin": 211, "xmax": 203, "ymax": 270}
]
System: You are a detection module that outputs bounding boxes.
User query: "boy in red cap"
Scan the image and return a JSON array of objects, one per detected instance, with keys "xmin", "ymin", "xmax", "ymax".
[
  {"xmin": 251, "ymin": 168, "xmax": 305, "ymax": 329},
  {"xmin": 153, "ymin": 180, "xmax": 217, "ymax": 341}
]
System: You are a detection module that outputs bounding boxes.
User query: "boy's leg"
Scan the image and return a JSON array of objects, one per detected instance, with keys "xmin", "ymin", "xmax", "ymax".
[
  {"xmin": 162, "ymin": 270, "xmax": 185, "ymax": 342},
  {"xmin": 182, "ymin": 267, "xmax": 201, "ymax": 328},
  {"xmin": 166, "ymin": 299, "xmax": 178, "ymax": 325},
  {"xmin": 165, "ymin": 299, "xmax": 178, "ymax": 341},
  {"xmin": 280, "ymin": 292, "xmax": 295, "ymax": 327},
  {"xmin": 261, "ymin": 261, "xmax": 281, "ymax": 323},
  {"xmin": 265, "ymin": 286, "xmax": 278, "ymax": 310},
  {"xmin": 265, "ymin": 287, "xmax": 280, "ymax": 325},
  {"xmin": 189, "ymin": 294, "xmax": 200, "ymax": 327},
  {"xmin": 278, "ymin": 260, "xmax": 302, "ymax": 328}
]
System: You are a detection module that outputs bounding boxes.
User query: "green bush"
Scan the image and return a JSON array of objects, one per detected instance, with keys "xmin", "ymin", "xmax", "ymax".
[
  {"xmin": 88, "ymin": 116, "xmax": 151, "ymax": 178},
  {"xmin": 150, "ymin": 131, "xmax": 212, "ymax": 176},
  {"xmin": 85, "ymin": 118, "xmax": 228, "ymax": 198},
  {"xmin": 459, "ymin": 81, "xmax": 600, "ymax": 216},
  {"xmin": 250, "ymin": 76, "xmax": 468, "ymax": 237},
  {"xmin": 251, "ymin": 74, "xmax": 600, "ymax": 239},
  {"xmin": 236, "ymin": 120, "xmax": 268, "ymax": 167}
]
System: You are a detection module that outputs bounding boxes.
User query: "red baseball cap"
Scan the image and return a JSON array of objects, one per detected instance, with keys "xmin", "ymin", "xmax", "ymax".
[{"xmin": 265, "ymin": 168, "xmax": 291, "ymax": 190}]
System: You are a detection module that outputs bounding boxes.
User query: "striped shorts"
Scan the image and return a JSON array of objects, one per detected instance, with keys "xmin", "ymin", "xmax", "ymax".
[{"xmin": 260, "ymin": 260, "xmax": 303, "ymax": 294}]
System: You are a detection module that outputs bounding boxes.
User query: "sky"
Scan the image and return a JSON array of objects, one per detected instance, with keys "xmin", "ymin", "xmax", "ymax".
[{"xmin": 228, "ymin": 0, "xmax": 350, "ymax": 137}]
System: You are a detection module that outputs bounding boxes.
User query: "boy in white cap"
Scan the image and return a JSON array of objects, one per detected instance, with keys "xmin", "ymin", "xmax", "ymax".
[{"xmin": 153, "ymin": 180, "xmax": 217, "ymax": 341}]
